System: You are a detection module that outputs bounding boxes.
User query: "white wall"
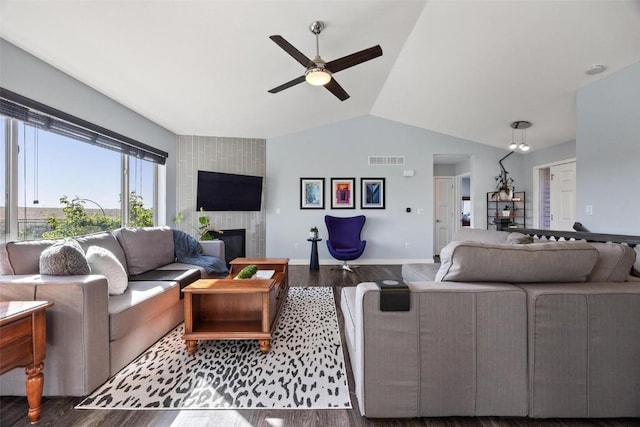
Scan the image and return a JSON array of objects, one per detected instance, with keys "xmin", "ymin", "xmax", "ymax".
[
  {"xmin": 0, "ymin": 39, "xmax": 178, "ymax": 223},
  {"xmin": 266, "ymin": 115, "xmax": 518, "ymax": 263},
  {"xmin": 576, "ymin": 61, "xmax": 640, "ymax": 234}
]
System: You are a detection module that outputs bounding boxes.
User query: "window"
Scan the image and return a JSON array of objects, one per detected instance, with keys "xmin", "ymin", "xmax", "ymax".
[
  {"xmin": 1, "ymin": 89, "xmax": 166, "ymax": 241},
  {"xmin": 1, "ymin": 119, "xmax": 6, "ymax": 242},
  {"xmin": 128, "ymin": 156, "xmax": 155, "ymax": 228}
]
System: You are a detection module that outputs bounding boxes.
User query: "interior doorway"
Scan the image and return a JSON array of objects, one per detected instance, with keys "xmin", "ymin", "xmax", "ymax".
[
  {"xmin": 433, "ymin": 154, "xmax": 472, "ymax": 255},
  {"xmin": 434, "ymin": 176, "xmax": 454, "ymax": 255},
  {"xmin": 533, "ymin": 160, "xmax": 576, "ymax": 230}
]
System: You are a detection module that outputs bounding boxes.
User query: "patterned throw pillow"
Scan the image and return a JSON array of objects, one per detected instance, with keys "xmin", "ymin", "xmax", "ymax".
[
  {"xmin": 86, "ymin": 246, "xmax": 129, "ymax": 295},
  {"xmin": 39, "ymin": 239, "xmax": 90, "ymax": 275}
]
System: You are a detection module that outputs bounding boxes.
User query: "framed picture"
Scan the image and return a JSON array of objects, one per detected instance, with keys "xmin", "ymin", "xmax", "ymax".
[
  {"xmin": 361, "ymin": 178, "xmax": 385, "ymax": 209},
  {"xmin": 300, "ymin": 178, "xmax": 325, "ymax": 209},
  {"xmin": 331, "ymin": 178, "xmax": 355, "ymax": 209}
]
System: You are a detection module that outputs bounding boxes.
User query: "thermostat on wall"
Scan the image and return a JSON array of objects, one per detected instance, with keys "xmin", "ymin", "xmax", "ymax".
[{"xmin": 403, "ymin": 170, "xmax": 415, "ymax": 177}]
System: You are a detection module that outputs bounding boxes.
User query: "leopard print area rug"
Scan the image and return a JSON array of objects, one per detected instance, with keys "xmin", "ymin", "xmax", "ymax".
[{"xmin": 76, "ymin": 287, "xmax": 351, "ymax": 410}]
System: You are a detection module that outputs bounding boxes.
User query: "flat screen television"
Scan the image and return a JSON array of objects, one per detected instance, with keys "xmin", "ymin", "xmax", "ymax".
[{"xmin": 197, "ymin": 170, "xmax": 263, "ymax": 211}]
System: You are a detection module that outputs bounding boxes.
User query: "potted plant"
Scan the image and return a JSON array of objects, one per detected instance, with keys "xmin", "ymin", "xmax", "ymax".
[
  {"xmin": 173, "ymin": 208, "xmax": 221, "ymax": 241},
  {"xmin": 492, "ymin": 152, "xmax": 515, "ymax": 201},
  {"xmin": 502, "ymin": 205, "xmax": 511, "ymax": 217},
  {"xmin": 197, "ymin": 208, "xmax": 214, "ymax": 240},
  {"xmin": 309, "ymin": 226, "xmax": 319, "ymax": 239}
]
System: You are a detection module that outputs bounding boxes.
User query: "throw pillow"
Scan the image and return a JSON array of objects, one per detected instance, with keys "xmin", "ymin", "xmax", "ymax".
[
  {"xmin": 436, "ymin": 240, "xmax": 599, "ymax": 283},
  {"xmin": 113, "ymin": 226, "xmax": 174, "ymax": 275},
  {"xmin": 39, "ymin": 239, "xmax": 90, "ymax": 275},
  {"xmin": 86, "ymin": 246, "xmax": 129, "ymax": 295}
]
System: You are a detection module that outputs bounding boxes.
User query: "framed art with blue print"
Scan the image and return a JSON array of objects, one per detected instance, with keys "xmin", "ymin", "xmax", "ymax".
[
  {"xmin": 300, "ymin": 178, "xmax": 325, "ymax": 209},
  {"xmin": 361, "ymin": 178, "xmax": 385, "ymax": 209}
]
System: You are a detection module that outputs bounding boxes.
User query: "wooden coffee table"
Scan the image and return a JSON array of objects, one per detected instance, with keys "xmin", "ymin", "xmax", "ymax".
[
  {"xmin": 182, "ymin": 258, "xmax": 289, "ymax": 354},
  {"xmin": 0, "ymin": 300, "xmax": 54, "ymax": 423}
]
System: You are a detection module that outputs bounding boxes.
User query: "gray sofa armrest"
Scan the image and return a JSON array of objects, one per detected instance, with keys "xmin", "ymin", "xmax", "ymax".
[
  {"xmin": 199, "ymin": 240, "xmax": 225, "ymax": 260},
  {"xmin": 352, "ymin": 282, "xmax": 420, "ymax": 417},
  {"xmin": 0, "ymin": 274, "xmax": 110, "ymax": 396}
]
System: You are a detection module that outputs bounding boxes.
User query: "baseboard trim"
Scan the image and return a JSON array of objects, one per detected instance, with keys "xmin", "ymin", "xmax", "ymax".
[{"xmin": 287, "ymin": 258, "xmax": 435, "ymax": 266}]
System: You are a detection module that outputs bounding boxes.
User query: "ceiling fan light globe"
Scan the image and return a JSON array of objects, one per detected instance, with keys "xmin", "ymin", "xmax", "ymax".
[
  {"xmin": 508, "ymin": 142, "xmax": 518, "ymax": 150},
  {"xmin": 519, "ymin": 143, "xmax": 530, "ymax": 152},
  {"xmin": 305, "ymin": 68, "xmax": 332, "ymax": 86}
]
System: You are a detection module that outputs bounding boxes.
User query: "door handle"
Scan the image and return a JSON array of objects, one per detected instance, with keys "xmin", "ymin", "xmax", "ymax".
[{"xmin": 436, "ymin": 219, "xmax": 440, "ymax": 222}]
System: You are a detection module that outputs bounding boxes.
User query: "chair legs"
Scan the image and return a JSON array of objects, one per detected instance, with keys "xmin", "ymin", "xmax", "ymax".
[{"xmin": 331, "ymin": 260, "xmax": 360, "ymax": 272}]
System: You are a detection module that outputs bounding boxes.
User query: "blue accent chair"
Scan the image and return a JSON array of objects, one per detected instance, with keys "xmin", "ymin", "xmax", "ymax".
[{"xmin": 325, "ymin": 215, "xmax": 366, "ymax": 272}]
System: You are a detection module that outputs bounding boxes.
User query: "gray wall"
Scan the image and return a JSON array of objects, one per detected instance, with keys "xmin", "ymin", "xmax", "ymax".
[
  {"xmin": 461, "ymin": 177, "xmax": 471, "ymax": 198},
  {"xmin": 0, "ymin": 39, "xmax": 178, "ymax": 223},
  {"xmin": 266, "ymin": 115, "xmax": 518, "ymax": 263},
  {"xmin": 576, "ymin": 61, "xmax": 640, "ymax": 234},
  {"xmin": 455, "ymin": 158, "xmax": 471, "ymax": 176},
  {"xmin": 176, "ymin": 136, "xmax": 266, "ymax": 257},
  {"xmin": 433, "ymin": 164, "xmax": 455, "ymax": 176},
  {"xmin": 520, "ymin": 140, "xmax": 576, "ymax": 180}
]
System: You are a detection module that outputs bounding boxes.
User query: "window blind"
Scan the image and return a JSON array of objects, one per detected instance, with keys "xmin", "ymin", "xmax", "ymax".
[{"xmin": 0, "ymin": 87, "xmax": 168, "ymax": 165}]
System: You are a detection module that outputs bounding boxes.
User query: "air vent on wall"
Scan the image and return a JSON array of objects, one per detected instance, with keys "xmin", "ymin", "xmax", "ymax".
[{"xmin": 368, "ymin": 156, "xmax": 405, "ymax": 166}]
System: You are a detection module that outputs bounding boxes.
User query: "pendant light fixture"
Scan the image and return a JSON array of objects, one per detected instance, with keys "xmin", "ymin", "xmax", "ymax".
[{"xmin": 509, "ymin": 121, "xmax": 531, "ymax": 152}]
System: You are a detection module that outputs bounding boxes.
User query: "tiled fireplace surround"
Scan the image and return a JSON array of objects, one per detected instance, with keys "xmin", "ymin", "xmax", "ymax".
[{"xmin": 176, "ymin": 135, "xmax": 266, "ymax": 258}]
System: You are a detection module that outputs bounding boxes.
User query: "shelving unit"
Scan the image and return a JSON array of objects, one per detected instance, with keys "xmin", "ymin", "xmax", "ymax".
[{"xmin": 487, "ymin": 191, "xmax": 526, "ymax": 230}]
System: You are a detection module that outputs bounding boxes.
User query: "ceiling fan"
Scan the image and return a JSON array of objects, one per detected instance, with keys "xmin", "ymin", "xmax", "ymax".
[{"xmin": 268, "ymin": 21, "xmax": 383, "ymax": 101}]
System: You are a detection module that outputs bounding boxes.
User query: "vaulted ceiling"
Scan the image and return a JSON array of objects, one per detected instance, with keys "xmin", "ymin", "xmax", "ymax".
[{"xmin": 1, "ymin": 1, "xmax": 639, "ymax": 151}]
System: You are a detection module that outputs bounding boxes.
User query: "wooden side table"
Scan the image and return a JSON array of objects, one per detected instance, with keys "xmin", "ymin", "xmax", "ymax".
[{"xmin": 0, "ymin": 300, "xmax": 54, "ymax": 423}]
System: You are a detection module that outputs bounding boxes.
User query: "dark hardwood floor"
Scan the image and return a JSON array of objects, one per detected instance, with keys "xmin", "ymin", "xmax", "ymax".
[{"xmin": 1, "ymin": 265, "xmax": 638, "ymax": 427}]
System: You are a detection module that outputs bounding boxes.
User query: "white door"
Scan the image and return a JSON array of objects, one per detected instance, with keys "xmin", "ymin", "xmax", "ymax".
[
  {"xmin": 434, "ymin": 177, "xmax": 454, "ymax": 254},
  {"xmin": 550, "ymin": 161, "xmax": 576, "ymax": 231}
]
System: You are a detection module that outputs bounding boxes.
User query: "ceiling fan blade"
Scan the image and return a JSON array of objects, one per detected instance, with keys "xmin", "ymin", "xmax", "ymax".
[
  {"xmin": 268, "ymin": 75, "xmax": 306, "ymax": 94},
  {"xmin": 269, "ymin": 35, "xmax": 314, "ymax": 68},
  {"xmin": 326, "ymin": 45, "xmax": 383, "ymax": 74},
  {"xmin": 324, "ymin": 78, "xmax": 350, "ymax": 101}
]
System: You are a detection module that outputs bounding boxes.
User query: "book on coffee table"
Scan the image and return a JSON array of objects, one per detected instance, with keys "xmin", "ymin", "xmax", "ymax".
[{"xmin": 255, "ymin": 270, "xmax": 275, "ymax": 279}]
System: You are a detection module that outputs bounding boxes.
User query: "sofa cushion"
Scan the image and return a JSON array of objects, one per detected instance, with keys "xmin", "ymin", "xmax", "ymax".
[
  {"xmin": 587, "ymin": 243, "xmax": 637, "ymax": 282},
  {"xmin": 452, "ymin": 228, "xmax": 510, "ymax": 244},
  {"xmin": 1, "ymin": 240, "xmax": 56, "ymax": 275},
  {"xmin": 39, "ymin": 239, "xmax": 91, "ymax": 275},
  {"xmin": 113, "ymin": 226, "xmax": 175, "ymax": 275},
  {"xmin": 86, "ymin": 246, "xmax": 128, "ymax": 295},
  {"xmin": 75, "ymin": 232, "xmax": 129, "ymax": 273},
  {"xmin": 516, "ymin": 282, "xmax": 640, "ymax": 417},
  {"xmin": 436, "ymin": 241, "xmax": 599, "ymax": 283},
  {"xmin": 108, "ymin": 280, "xmax": 180, "ymax": 341}
]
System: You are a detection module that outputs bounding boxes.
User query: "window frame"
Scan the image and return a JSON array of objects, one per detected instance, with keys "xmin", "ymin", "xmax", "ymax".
[{"xmin": 2, "ymin": 108, "xmax": 161, "ymax": 241}]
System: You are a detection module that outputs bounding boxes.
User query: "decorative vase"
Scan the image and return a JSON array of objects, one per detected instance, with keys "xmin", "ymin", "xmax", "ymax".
[
  {"xmin": 502, "ymin": 210, "xmax": 511, "ymax": 217},
  {"xmin": 309, "ymin": 232, "xmax": 318, "ymax": 239},
  {"xmin": 499, "ymin": 189, "xmax": 513, "ymax": 201}
]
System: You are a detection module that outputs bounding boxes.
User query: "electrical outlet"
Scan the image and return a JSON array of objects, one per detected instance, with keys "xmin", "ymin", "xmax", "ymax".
[
  {"xmin": 417, "ymin": 209, "xmax": 424, "ymax": 215},
  {"xmin": 294, "ymin": 243, "xmax": 299, "ymax": 249},
  {"xmin": 405, "ymin": 242, "xmax": 410, "ymax": 249},
  {"xmin": 586, "ymin": 205, "xmax": 593, "ymax": 215}
]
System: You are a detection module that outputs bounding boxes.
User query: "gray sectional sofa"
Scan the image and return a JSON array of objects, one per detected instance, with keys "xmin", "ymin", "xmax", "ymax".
[
  {"xmin": 341, "ymin": 228, "xmax": 640, "ymax": 418},
  {"xmin": 0, "ymin": 226, "xmax": 225, "ymax": 397}
]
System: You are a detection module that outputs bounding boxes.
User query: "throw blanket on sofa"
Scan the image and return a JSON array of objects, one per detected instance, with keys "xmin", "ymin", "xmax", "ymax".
[{"xmin": 172, "ymin": 229, "xmax": 228, "ymax": 276}]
